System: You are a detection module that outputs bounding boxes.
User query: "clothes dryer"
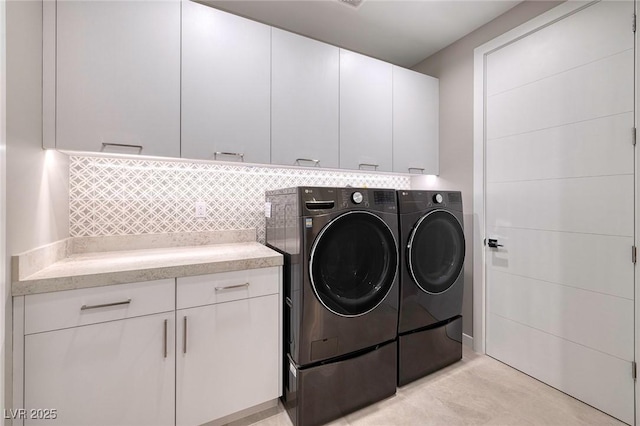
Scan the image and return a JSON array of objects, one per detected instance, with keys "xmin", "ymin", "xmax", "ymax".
[{"xmin": 397, "ymin": 190, "xmax": 465, "ymax": 385}]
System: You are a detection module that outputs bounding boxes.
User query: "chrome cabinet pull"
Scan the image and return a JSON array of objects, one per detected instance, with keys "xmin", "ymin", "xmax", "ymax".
[
  {"xmin": 163, "ymin": 319, "xmax": 168, "ymax": 359},
  {"xmin": 408, "ymin": 167, "xmax": 425, "ymax": 174},
  {"xmin": 358, "ymin": 163, "xmax": 379, "ymax": 170},
  {"xmin": 101, "ymin": 143, "xmax": 143, "ymax": 153},
  {"xmin": 80, "ymin": 299, "xmax": 131, "ymax": 311},
  {"xmin": 214, "ymin": 283, "xmax": 250, "ymax": 291},
  {"xmin": 183, "ymin": 316, "xmax": 188, "ymax": 354},
  {"xmin": 213, "ymin": 151, "xmax": 245, "ymax": 161},
  {"xmin": 295, "ymin": 158, "xmax": 320, "ymax": 167}
]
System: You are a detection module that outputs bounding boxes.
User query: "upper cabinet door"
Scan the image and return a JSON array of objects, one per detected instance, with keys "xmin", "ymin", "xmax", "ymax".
[
  {"xmin": 271, "ymin": 29, "xmax": 339, "ymax": 169},
  {"xmin": 56, "ymin": 0, "xmax": 180, "ymax": 157},
  {"xmin": 392, "ymin": 66, "xmax": 439, "ymax": 175},
  {"xmin": 181, "ymin": 1, "xmax": 271, "ymax": 164},
  {"xmin": 339, "ymin": 50, "xmax": 393, "ymax": 172}
]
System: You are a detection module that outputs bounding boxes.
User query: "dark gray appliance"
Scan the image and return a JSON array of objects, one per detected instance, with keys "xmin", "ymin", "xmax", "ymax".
[
  {"xmin": 266, "ymin": 186, "xmax": 399, "ymax": 426},
  {"xmin": 397, "ymin": 190, "xmax": 465, "ymax": 386}
]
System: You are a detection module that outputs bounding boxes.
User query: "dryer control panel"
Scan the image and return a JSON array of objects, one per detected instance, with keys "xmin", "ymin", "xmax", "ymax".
[{"xmin": 397, "ymin": 190, "xmax": 463, "ymax": 214}]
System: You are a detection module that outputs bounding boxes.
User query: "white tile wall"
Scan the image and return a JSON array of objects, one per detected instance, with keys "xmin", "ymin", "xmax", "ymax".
[{"xmin": 69, "ymin": 156, "xmax": 410, "ymax": 242}]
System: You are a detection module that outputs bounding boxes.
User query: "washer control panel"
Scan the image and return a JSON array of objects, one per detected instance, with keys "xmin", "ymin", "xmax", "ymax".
[
  {"xmin": 342, "ymin": 190, "xmax": 369, "ymax": 207},
  {"xmin": 338, "ymin": 188, "xmax": 396, "ymax": 212}
]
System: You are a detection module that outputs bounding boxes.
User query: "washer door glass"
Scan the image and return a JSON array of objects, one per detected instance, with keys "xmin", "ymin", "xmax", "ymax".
[
  {"xmin": 409, "ymin": 210, "xmax": 465, "ymax": 294},
  {"xmin": 310, "ymin": 211, "xmax": 398, "ymax": 317}
]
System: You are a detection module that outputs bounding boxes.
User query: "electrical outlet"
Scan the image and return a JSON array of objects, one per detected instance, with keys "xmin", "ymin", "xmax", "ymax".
[{"xmin": 194, "ymin": 201, "xmax": 207, "ymax": 218}]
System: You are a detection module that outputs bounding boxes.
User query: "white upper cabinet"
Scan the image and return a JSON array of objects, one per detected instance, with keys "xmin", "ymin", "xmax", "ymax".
[
  {"xmin": 271, "ymin": 28, "xmax": 340, "ymax": 169},
  {"xmin": 339, "ymin": 50, "xmax": 393, "ymax": 172},
  {"xmin": 392, "ymin": 66, "xmax": 439, "ymax": 174},
  {"xmin": 55, "ymin": 0, "xmax": 180, "ymax": 157},
  {"xmin": 50, "ymin": 1, "xmax": 439, "ymax": 171},
  {"xmin": 181, "ymin": 1, "xmax": 271, "ymax": 164}
]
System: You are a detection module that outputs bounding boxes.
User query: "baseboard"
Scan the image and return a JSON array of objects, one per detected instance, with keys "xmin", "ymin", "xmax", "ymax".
[{"xmin": 463, "ymin": 333, "xmax": 473, "ymax": 348}]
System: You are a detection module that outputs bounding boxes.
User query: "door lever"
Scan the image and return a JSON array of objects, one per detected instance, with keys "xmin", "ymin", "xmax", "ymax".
[{"xmin": 487, "ymin": 239, "xmax": 503, "ymax": 248}]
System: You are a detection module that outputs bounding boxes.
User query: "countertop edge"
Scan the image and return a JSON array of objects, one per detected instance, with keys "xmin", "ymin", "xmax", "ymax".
[{"xmin": 12, "ymin": 254, "xmax": 284, "ymax": 297}]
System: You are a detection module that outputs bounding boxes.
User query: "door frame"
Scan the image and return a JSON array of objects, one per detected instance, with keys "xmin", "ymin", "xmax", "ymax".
[{"xmin": 472, "ymin": 0, "xmax": 637, "ymax": 421}]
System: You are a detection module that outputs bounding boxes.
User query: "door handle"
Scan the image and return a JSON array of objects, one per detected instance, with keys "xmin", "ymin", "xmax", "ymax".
[{"xmin": 487, "ymin": 238, "xmax": 503, "ymax": 248}]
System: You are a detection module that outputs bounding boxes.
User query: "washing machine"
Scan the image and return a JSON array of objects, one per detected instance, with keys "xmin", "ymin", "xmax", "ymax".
[
  {"xmin": 266, "ymin": 186, "xmax": 399, "ymax": 426},
  {"xmin": 397, "ymin": 190, "xmax": 465, "ymax": 386}
]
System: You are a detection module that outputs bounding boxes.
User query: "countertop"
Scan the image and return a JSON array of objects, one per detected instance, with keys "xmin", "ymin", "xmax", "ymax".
[{"xmin": 12, "ymin": 230, "xmax": 283, "ymax": 296}]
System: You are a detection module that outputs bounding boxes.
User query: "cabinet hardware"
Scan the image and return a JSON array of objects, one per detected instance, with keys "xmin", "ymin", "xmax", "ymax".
[
  {"xmin": 80, "ymin": 299, "xmax": 131, "ymax": 311},
  {"xmin": 358, "ymin": 163, "xmax": 379, "ymax": 170},
  {"xmin": 215, "ymin": 283, "xmax": 250, "ymax": 291},
  {"xmin": 213, "ymin": 151, "xmax": 245, "ymax": 161},
  {"xmin": 295, "ymin": 158, "xmax": 320, "ymax": 167},
  {"xmin": 163, "ymin": 319, "xmax": 168, "ymax": 359},
  {"xmin": 101, "ymin": 143, "xmax": 143, "ymax": 153},
  {"xmin": 408, "ymin": 167, "xmax": 425, "ymax": 174},
  {"xmin": 183, "ymin": 316, "xmax": 188, "ymax": 354}
]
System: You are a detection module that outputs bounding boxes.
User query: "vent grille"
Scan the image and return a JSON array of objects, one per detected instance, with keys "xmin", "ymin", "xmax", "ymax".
[{"xmin": 338, "ymin": 0, "xmax": 365, "ymax": 9}]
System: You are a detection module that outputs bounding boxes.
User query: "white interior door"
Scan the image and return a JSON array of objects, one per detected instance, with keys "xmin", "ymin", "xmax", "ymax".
[{"xmin": 484, "ymin": 1, "xmax": 635, "ymax": 423}]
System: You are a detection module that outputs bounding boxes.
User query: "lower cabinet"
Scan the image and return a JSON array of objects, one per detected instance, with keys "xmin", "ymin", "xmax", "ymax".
[
  {"xmin": 176, "ymin": 294, "xmax": 280, "ymax": 426},
  {"xmin": 24, "ymin": 312, "xmax": 175, "ymax": 426},
  {"xmin": 15, "ymin": 269, "xmax": 282, "ymax": 426}
]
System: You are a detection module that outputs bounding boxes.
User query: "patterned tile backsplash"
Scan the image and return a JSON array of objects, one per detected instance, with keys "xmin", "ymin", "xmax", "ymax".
[{"xmin": 69, "ymin": 156, "xmax": 411, "ymax": 242}]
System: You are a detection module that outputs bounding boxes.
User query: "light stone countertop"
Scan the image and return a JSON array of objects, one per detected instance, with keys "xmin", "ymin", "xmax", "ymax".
[{"xmin": 12, "ymin": 230, "xmax": 283, "ymax": 296}]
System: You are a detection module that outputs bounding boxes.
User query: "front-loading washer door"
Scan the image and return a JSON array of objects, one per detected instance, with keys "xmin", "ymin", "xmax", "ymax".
[
  {"xmin": 408, "ymin": 210, "xmax": 465, "ymax": 294},
  {"xmin": 309, "ymin": 211, "xmax": 398, "ymax": 317}
]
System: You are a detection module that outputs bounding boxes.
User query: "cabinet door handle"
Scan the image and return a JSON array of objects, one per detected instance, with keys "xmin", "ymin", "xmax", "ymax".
[
  {"xmin": 213, "ymin": 151, "xmax": 245, "ymax": 161},
  {"xmin": 101, "ymin": 143, "xmax": 143, "ymax": 153},
  {"xmin": 183, "ymin": 316, "xmax": 188, "ymax": 354},
  {"xmin": 408, "ymin": 167, "xmax": 425, "ymax": 174},
  {"xmin": 80, "ymin": 299, "xmax": 131, "ymax": 311},
  {"xmin": 163, "ymin": 319, "xmax": 168, "ymax": 359},
  {"xmin": 359, "ymin": 163, "xmax": 379, "ymax": 170},
  {"xmin": 214, "ymin": 283, "xmax": 250, "ymax": 291},
  {"xmin": 295, "ymin": 158, "xmax": 320, "ymax": 167}
]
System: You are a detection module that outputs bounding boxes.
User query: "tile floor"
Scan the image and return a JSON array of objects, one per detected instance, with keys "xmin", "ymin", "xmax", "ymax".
[{"xmin": 239, "ymin": 346, "xmax": 625, "ymax": 426}]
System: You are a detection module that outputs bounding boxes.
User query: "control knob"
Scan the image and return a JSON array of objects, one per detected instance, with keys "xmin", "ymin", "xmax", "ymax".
[
  {"xmin": 352, "ymin": 191, "xmax": 364, "ymax": 204},
  {"xmin": 433, "ymin": 193, "xmax": 443, "ymax": 204}
]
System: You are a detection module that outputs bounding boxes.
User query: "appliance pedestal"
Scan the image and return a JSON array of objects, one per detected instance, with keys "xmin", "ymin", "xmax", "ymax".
[
  {"xmin": 283, "ymin": 340, "xmax": 397, "ymax": 426},
  {"xmin": 398, "ymin": 316, "xmax": 462, "ymax": 386}
]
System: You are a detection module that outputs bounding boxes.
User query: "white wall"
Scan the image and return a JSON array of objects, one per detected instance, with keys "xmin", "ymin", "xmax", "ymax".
[
  {"xmin": 0, "ymin": 0, "xmax": 6, "ymax": 418},
  {"xmin": 5, "ymin": 0, "xmax": 69, "ymax": 416},
  {"xmin": 411, "ymin": 0, "xmax": 563, "ymax": 338}
]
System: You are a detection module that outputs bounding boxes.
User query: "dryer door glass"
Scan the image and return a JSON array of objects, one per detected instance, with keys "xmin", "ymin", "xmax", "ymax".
[
  {"xmin": 310, "ymin": 211, "xmax": 398, "ymax": 317},
  {"xmin": 409, "ymin": 210, "xmax": 465, "ymax": 294}
]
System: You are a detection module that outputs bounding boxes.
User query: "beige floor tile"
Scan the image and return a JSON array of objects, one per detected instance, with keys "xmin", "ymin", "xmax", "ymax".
[{"xmin": 245, "ymin": 347, "xmax": 625, "ymax": 426}]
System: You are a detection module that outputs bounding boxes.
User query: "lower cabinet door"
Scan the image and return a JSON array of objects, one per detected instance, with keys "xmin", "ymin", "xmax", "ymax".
[
  {"xmin": 176, "ymin": 294, "xmax": 280, "ymax": 426},
  {"xmin": 24, "ymin": 313, "xmax": 175, "ymax": 426}
]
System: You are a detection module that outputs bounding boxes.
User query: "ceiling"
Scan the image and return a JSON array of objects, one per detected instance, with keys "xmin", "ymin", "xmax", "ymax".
[{"xmin": 201, "ymin": 0, "xmax": 522, "ymax": 68}]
